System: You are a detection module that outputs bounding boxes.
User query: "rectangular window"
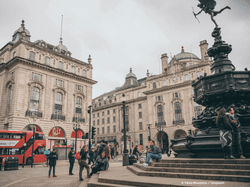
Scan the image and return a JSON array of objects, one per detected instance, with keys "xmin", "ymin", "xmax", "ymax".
[
  {"xmin": 32, "ymin": 73, "xmax": 42, "ymax": 82},
  {"xmin": 139, "ymin": 112, "xmax": 142, "ymax": 118},
  {"xmin": 107, "ymin": 110, "xmax": 110, "ymax": 115},
  {"xmin": 107, "ymin": 126, "xmax": 110, "ymax": 134},
  {"xmin": 58, "ymin": 61, "xmax": 63, "ymax": 69},
  {"xmin": 29, "ymin": 52, "xmax": 35, "ymax": 60},
  {"xmin": 139, "ymin": 134, "xmax": 143, "ymax": 145},
  {"xmin": 93, "ymin": 114, "xmax": 95, "ymax": 118},
  {"xmin": 97, "ymin": 119, "xmax": 99, "ymax": 125},
  {"xmin": 107, "ymin": 117, "xmax": 110, "ymax": 123},
  {"xmin": 113, "ymin": 116, "xmax": 116, "ymax": 122},
  {"xmin": 113, "ymin": 109, "xmax": 115, "ymax": 113},
  {"xmin": 102, "ymin": 119, "xmax": 104, "ymax": 124},
  {"xmin": 102, "ymin": 127, "xmax": 104, "ymax": 134},
  {"xmin": 138, "ymin": 104, "xmax": 142, "ymax": 109},
  {"xmin": 77, "ymin": 85, "xmax": 82, "ymax": 92},
  {"xmin": 138, "ymin": 92, "xmax": 141, "ymax": 97},
  {"xmin": 102, "ymin": 112, "xmax": 104, "ymax": 116},
  {"xmin": 57, "ymin": 80, "xmax": 62, "ymax": 87},
  {"xmin": 197, "ymin": 71, "xmax": 202, "ymax": 78},
  {"xmin": 82, "ymin": 70, "xmax": 87, "ymax": 76},
  {"xmin": 93, "ymin": 120, "xmax": 95, "ymax": 126},
  {"xmin": 97, "ymin": 113, "xmax": 99, "ymax": 117},
  {"xmin": 139, "ymin": 122, "xmax": 143, "ymax": 130},
  {"xmin": 162, "ymin": 80, "xmax": 166, "ymax": 86},
  {"xmin": 113, "ymin": 126, "xmax": 116, "ymax": 133},
  {"xmin": 71, "ymin": 66, "xmax": 75, "ymax": 73},
  {"xmin": 97, "ymin": 128, "xmax": 99, "ymax": 135}
]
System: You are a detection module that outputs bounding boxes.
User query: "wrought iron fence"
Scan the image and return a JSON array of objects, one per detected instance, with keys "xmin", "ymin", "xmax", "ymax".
[
  {"xmin": 26, "ymin": 110, "xmax": 43, "ymax": 117},
  {"xmin": 51, "ymin": 114, "xmax": 66, "ymax": 120}
]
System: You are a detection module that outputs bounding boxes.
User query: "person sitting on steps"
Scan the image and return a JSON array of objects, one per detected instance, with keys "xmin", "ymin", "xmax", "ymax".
[
  {"xmin": 142, "ymin": 140, "xmax": 162, "ymax": 166},
  {"xmin": 90, "ymin": 151, "xmax": 108, "ymax": 176}
]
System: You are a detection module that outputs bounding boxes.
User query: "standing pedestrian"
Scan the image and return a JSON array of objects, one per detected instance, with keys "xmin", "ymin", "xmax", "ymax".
[
  {"xmin": 216, "ymin": 109, "xmax": 234, "ymax": 159},
  {"xmin": 111, "ymin": 146, "xmax": 114, "ymax": 159},
  {"xmin": 226, "ymin": 107, "xmax": 246, "ymax": 159},
  {"xmin": 68, "ymin": 148, "xmax": 75, "ymax": 175},
  {"xmin": 78, "ymin": 146, "xmax": 90, "ymax": 181},
  {"xmin": 48, "ymin": 149, "xmax": 58, "ymax": 178}
]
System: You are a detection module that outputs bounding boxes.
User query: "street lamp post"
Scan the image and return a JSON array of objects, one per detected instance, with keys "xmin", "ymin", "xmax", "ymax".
[
  {"xmin": 73, "ymin": 122, "xmax": 80, "ymax": 152},
  {"xmin": 147, "ymin": 124, "xmax": 151, "ymax": 141},
  {"xmin": 88, "ymin": 105, "xmax": 92, "ymax": 151},
  {"xmin": 122, "ymin": 94, "xmax": 129, "ymax": 166}
]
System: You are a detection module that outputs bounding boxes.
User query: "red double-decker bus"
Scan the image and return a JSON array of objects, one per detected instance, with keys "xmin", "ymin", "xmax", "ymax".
[{"xmin": 0, "ymin": 130, "xmax": 46, "ymax": 165}]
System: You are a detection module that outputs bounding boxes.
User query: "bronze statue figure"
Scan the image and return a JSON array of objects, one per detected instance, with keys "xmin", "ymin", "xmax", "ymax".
[{"xmin": 193, "ymin": 0, "xmax": 231, "ymax": 28}]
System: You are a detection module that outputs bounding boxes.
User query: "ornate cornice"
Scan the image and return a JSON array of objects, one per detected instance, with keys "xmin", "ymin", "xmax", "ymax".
[
  {"xmin": 0, "ymin": 57, "xmax": 97, "ymax": 85},
  {"xmin": 28, "ymin": 81, "xmax": 44, "ymax": 90},
  {"xmin": 92, "ymin": 96, "xmax": 147, "ymax": 112},
  {"xmin": 143, "ymin": 80, "xmax": 193, "ymax": 95}
]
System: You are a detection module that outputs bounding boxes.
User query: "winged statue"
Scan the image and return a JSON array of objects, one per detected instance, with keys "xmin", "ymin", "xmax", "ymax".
[{"xmin": 193, "ymin": 0, "xmax": 231, "ymax": 28}]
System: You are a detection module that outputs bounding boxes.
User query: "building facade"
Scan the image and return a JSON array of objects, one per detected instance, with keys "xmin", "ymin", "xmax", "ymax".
[
  {"xmin": 92, "ymin": 41, "xmax": 212, "ymax": 153},
  {"xmin": 0, "ymin": 21, "xmax": 97, "ymax": 151}
]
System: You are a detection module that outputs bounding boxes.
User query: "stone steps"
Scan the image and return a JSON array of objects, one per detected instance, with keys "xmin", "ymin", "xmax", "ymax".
[
  {"xmin": 133, "ymin": 163, "xmax": 250, "ymax": 176},
  {"xmin": 159, "ymin": 159, "xmax": 250, "ymax": 165},
  {"xmin": 127, "ymin": 165, "xmax": 250, "ymax": 182},
  {"xmin": 152, "ymin": 162, "xmax": 250, "ymax": 170},
  {"xmin": 87, "ymin": 166, "xmax": 247, "ymax": 187}
]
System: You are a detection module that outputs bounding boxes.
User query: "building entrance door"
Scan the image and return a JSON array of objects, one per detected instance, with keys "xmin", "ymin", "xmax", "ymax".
[{"xmin": 162, "ymin": 133, "xmax": 169, "ymax": 154}]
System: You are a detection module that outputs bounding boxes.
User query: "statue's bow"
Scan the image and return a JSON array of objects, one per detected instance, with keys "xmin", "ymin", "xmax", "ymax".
[{"xmin": 192, "ymin": 6, "xmax": 200, "ymax": 23}]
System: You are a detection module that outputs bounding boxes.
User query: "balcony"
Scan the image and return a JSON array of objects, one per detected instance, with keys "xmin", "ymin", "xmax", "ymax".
[
  {"xmin": 51, "ymin": 114, "xmax": 65, "ymax": 120},
  {"xmin": 26, "ymin": 110, "xmax": 43, "ymax": 118},
  {"xmin": 155, "ymin": 121, "xmax": 166, "ymax": 126},
  {"xmin": 173, "ymin": 119, "xmax": 185, "ymax": 125},
  {"xmin": 72, "ymin": 117, "xmax": 85, "ymax": 123}
]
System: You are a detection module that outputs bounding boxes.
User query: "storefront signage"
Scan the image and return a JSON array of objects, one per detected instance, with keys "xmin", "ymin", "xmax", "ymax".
[
  {"xmin": 71, "ymin": 130, "xmax": 84, "ymax": 138},
  {"xmin": 49, "ymin": 127, "xmax": 65, "ymax": 137}
]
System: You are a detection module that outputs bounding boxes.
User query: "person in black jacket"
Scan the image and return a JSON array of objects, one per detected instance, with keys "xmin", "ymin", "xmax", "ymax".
[
  {"xmin": 78, "ymin": 146, "xmax": 90, "ymax": 181},
  {"xmin": 98, "ymin": 140, "xmax": 106, "ymax": 156},
  {"xmin": 48, "ymin": 149, "xmax": 58, "ymax": 178},
  {"xmin": 216, "ymin": 109, "xmax": 234, "ymax": 159},
  {"xmin": 68, "ymin": 148, "xmax": 75, "ymax": 175},
  {"xmin": 132, "ymin": 145, "xmax": 139, "ymax": 160},
  {"xmin": 227, "ymin": 107, "xmax": 245, "ymax": 159},
  {"xmin": 142, "ymin": 140, "xmax": 162, "ymax": 166},
  {"xmin": 88, "ymin": 148, "xmax": 95, "ymax": 165},
  {"xmin": 89, "ymin": 151, "xmax": 108, "ymax": 176}
]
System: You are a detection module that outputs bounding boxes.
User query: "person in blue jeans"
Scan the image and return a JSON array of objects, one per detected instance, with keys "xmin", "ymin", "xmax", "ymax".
[{"xmin": 142, "ymin": 140, "xmax": 162, "ymax": 166}]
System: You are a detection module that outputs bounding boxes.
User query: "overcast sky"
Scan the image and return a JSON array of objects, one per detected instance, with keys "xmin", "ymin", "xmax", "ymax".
[{"xmin": 1, "ymin": 0, "xmax": 250, "ymax": 99}]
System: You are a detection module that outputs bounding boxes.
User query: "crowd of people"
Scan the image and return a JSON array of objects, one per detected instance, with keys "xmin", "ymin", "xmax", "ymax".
[{"xmin": 45, "ymin": 108, "xmax": 246, "ymax": 180}]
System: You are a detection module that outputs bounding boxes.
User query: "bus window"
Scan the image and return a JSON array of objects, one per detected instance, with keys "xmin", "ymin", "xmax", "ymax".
[
  {"xmin": 2, "ymin": 134, "xmax": 9, "ymax": 139},
  {"xmin": 9, "ymin": 148, "xmax": 21, "ymax": 155},
  {"xmin": 36, "ymin": 134, "xmax": 45, "ymax": 140},
  {"xmin": 12, "ymin": 134, "xmax": 22, "ymax": 139},
  {"xmin": 34, "ymin": 146, "xmax": 45, "ymax": 154},
  {"xmin": 0, "ymin": 148, "xmax": 9, "ymax": 155}
]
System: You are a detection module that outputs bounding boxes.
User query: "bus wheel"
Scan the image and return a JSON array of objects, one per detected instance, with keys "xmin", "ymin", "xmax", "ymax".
[{"xmin": 26, "ymin": 158, "xmax": 33, "ymax": 165}]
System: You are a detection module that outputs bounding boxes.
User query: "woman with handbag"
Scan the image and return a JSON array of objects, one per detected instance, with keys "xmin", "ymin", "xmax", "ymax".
[{"xmin": 216, "ymin": 109, "xmax": 234, "ymax": 159}]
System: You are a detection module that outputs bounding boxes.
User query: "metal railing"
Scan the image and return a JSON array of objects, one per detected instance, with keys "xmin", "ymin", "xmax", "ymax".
[
  {"xmin": 51, "ymin": 114, "xmax": 66, "ymax": 120},
  {"xmin": 72, "ymin": 116, "xmax": 85, "ymax": 122},
  {"xmin": 155, "ymin": 121, "xmax": 166, "ymax": 126},
  {"xmin": 26, "ymin": 110, "xmax": 43, "ymax": 117},
  {"xmin": 173, "ymin": 119, "xmax": 185, "ymax": 124}
]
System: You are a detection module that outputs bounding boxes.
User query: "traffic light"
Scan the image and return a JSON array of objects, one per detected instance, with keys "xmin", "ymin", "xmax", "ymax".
[
  {"xmin": 92, "ymin": 127, "xmax": 96, "ymax": 139},
  {"xmin": 82, "ymin": 133, "xmax": 88, "ymax": 139}
]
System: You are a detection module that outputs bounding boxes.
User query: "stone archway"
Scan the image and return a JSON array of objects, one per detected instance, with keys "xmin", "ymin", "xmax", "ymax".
[
  {"xmin": 174, "ymin": 129, "xmax": 187, "ymax": 139},
  {"xmin": 24, "ymin": 124, "xmax": 42, "ymax": 132},
  {"xmin": 157, "ymin": 131, "xmax": 169, "ymax": 154}
]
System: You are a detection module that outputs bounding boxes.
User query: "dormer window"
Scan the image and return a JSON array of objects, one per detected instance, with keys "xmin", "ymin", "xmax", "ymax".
[
  {"xmin": 153, "ymin": 82, "xmax": 157, "ymax": 89},
  {"xmin": 29, "ymin": 51, "xmax": 36, "ymax": 60},
  {"xmin": 184, "ymin": 74, "xmax": 189, "ymax": 81}
]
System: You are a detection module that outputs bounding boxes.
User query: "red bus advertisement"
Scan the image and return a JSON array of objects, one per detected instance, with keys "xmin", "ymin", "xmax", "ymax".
[{"xmin": 0, "ymin": 130, "xmax": 46, "ymax": 165}]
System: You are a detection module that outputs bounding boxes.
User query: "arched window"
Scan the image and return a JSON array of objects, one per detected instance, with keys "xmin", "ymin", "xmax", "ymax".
[
  {"xmin": 75, "ymin": 96, "xmax": 82, "ymax": 118},
  {"xmin": 44, "ymin": 56, "xmax": 50, "ymax": 65},
  {"xmin": 174, "ymin": 102, "xmax": 183, "ymax": 121},
  {"xmin": 29, "ymin": 51, "xmax": 36, "ymax": 60},
  {"xmin": 7, "ymin": 85, "xmax": 13, "ymax": 115},
  {"xmin": 55, "ymin": 92, "xmax": 63, "ymax": 117},
  {"xmin": 82, "ymin": 70, "xmax": 87, "ymax": 76},
  {"xmin": 184, "ymin": 74, "xmax": 189, "ymax": 81},
  {"xmin": 162, "ymin": 80, "xmax": 166, "ymax": 86},
  {"xmin": 197, "ymin": 71, "xmax": 201, "ymax": 78},
  {"xmin": 13, "ymin": 52, "xmax": 16, "ymax": 58},
  {"xmin": 157, "ymin": 105, "xmax": 164, "ymax": 123},
  {"xmin": 71, "ymin": 66, "xmax": 75, "ymax": 73},
  {"xmin": 58, "ymin": 61, "xmax": 63, "ymax": 69},
  {"xmin": 30, "ymin": 87, "xmax": 40, "ymax": 112}
]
